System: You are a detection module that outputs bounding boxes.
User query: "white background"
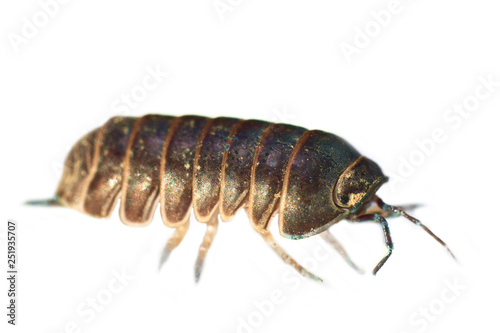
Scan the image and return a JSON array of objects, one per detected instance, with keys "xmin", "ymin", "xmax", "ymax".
[{"xmin": 1, "ymin": 1, "xmax": 499, "ymax": 332}]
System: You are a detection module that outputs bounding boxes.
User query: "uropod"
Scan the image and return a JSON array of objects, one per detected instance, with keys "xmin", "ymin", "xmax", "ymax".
[{"xmin": 28, "ymin": 115, "xmax": 455, "ymax": 282}]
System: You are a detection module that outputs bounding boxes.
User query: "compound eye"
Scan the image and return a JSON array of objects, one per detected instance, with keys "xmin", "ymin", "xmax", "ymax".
[
  {"xmin": 333, "ymin": 157, "xmax": 386, "ymax": 211},
  {"xmin": 334, "ymin": 173, "xmax": 370, "ymax": 208}
]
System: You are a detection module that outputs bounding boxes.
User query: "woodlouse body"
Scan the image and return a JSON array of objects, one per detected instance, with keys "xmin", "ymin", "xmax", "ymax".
[
  {"xmin": 31, "ymin": 114, "xmax": 455, "ymax": 281},
  {"xmin": 55, "ymin": 115, "xmax": 384, "ymax": 236}
]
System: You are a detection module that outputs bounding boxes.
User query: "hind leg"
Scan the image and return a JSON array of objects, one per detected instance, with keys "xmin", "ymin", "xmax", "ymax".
[
  {"xmin": 159, "ymin": 220, "xmax": 190, "ymax": 270},
  {"xmin": 194, "ymin": 214, "xmax": 219, "ymax": 283}
]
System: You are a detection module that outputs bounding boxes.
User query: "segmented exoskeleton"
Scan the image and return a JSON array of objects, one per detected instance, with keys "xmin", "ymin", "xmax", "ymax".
[{"xmin": 28, "ymin": 114, "xmax": 455, "ymax": 281}]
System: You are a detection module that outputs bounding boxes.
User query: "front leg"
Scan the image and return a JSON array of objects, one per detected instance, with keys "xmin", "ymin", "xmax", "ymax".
[{"xmin": 348, "ymin": 214, "xmax": 393, "ymax": 275}]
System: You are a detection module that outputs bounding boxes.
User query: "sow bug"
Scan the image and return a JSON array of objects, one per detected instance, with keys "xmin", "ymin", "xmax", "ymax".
[{"xmin": 28, "ymin": 114, "xmax": 455, "ymax": 282}]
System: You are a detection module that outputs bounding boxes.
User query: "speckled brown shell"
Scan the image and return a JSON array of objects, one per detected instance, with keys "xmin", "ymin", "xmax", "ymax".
[{"xmin": 55, "ymin": 114, "xmax": 383, "ymax": 238}]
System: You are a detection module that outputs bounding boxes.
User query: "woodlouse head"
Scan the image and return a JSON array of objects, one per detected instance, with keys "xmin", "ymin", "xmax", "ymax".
[{"xmin": 278, "ymin": 131, "xmax": 388, "ymax": 239}]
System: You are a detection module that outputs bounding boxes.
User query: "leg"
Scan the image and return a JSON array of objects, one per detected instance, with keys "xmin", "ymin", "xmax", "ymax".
[
  {"xmin": 194, "ymin": 214, "xmax": 219, "ymax": 283},
  {"xmin": 373, "ymin": 195, "xmax": 456, "ymax": 260},
  {"xmin": 319, "ymin": 230, "xmax": 364, "ymax": 274},
  {"xmin": 159, "ymin": 220, "xmax": 190, "ymax": 270},
  {"xmin": 260, "ymin": 231, "xmax": 323, "ymax": 282},
  {"xmin": 349, "ymin": 214, "xmax": 393, "ymax": 275}
]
